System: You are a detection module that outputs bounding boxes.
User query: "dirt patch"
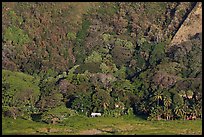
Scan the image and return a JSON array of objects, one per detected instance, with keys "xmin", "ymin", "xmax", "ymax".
[
  {"xmin": 79, "ymin": 129, "xmax": 103, "ymax": 135},
  {"xmin": 36, "ymin": 127, "xmax": 72, "ymax": 134},
  {"xmin": 118, "ymin": 124, "xmax": 135, "ymax": 132},
  {"xmin": 36, "ymin": 127, "xmax": 49, "ymax": 133}
]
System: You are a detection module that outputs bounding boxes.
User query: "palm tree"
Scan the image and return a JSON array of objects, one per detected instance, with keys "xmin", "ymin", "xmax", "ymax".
[
  {"xmin": 166, "ymin": 109, "xmax": 173, "ymax": 120},
  {"xmin": 163, "ymin": 97, "xmax": 172, "ymax": 120},
  {"xmin": 164, "ymin": 97, "xmax": 172, "ymax": 109},
  {"xmin": 191, "ymin": 105, "xmax": 198, "ymax": 119},
  {"xmin": 148, "ymin": 106, "xmax": 163, "ymax": 121},
  {"xmin": 186, "ymin": 90, "xmax": 193, "ymax": 99},
  {"xmin": 156, "ymin": 106, "xmax": 163, "ymax": 120},
  {"xmin": 183, "ymin": 99, "xmax": 189, "ymax": 120},
  {"xmin": 195, "ymin": 104, "xmax": 202, "ymax": 119},
  {"xmin": 163, "ymin": 107, "xmax": 173, "ymax": 120},
  {"xmin": 174, "ymin": 106, "xmax": 185, "ymax": 120},
  {"xmin": 153, "ymin": 90, "xmax": 163, "ymax": 107}
]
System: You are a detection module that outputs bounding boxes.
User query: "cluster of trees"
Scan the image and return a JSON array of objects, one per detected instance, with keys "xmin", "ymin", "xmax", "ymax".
[
  {"xmin": 2, "ymin": 33, "xmax": 202, "ymax": 121},
  {"xmin": 2, "ymin": 2, "xmax": 201, "ymax": 122}
]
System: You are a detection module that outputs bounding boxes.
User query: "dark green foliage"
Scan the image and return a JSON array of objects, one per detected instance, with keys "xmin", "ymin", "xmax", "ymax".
[
  {"xmin": 77, "ymin": 62, "xmax": 101, "ymax": 73},
  {"xmin": 97, "ymin": 2, "xmax": 119, "ymax": 17},
  {"xmin": 73, "ymin": 19, "xmax": 91, "ymax": 64},
  {"xmin": 2, "ymin": 2, "xmax": 202, "ymax": 123},
  {"xmin": 172, "ymin": 93, "xmax": 184, "ymax": 108},
  {"xmin": 149, "ymin": 42, "xmax": 165, "ymax": 67},
  {"xmin": 92, "ymin": 89, "xmax": 114, "ymax": 113},
  {"xmin": 76, "ymin": 19, "xmax": 91, "ymax": 46},
  {"xmin": 71, "ymin": 94, "xmax": 92, "ymax": 115},
  {"xmin": 112, "ymin": 46, "xmax": 132, "ymax": 67},
  {"xmin": 144, "ymin": 2, "xmax": 167, "ymax": 24}
]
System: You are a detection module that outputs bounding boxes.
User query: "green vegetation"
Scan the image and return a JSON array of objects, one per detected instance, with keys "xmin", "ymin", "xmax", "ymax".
[
  {"xmin": 76, "ymin": 19, "xmax": 91, "ymax": 46},
  {"xmin": 4, "ymin": 26, "xmax": 30, "ymax": 45},
  {"xmin": 2, "ymin": 2, "xmax": 201, "ymax": 135},
  {"xmin": 2, "ymin": 116, "xmax": 202, "ymax": 135},
  {"xmin": 85, "ymin": 51, "xmax": 102, "ymax": 63},
  {"xmin": 2, "ymin": 70, "xmax": 40, "ymax": 108},
  {"xmin": 67, "ymin": 32, "xmax": 76, "ymax": 41}
]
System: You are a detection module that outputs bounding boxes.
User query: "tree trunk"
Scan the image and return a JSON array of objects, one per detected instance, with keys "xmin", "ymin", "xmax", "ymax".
[{"xmin": 157, "ymin": 115, "xmax": 161, "ymax": 120}]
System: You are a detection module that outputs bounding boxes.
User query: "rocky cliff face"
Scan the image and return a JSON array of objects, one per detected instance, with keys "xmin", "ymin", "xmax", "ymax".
[{"xmin": 169, "ymin": 2, "xmax": 202, "ymax": 47}]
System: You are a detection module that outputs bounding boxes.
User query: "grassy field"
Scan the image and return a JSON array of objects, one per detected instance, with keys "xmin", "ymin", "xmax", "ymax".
[{"xmin": 2, "ymin": 115, "xmax": 202, "ymax": 135}]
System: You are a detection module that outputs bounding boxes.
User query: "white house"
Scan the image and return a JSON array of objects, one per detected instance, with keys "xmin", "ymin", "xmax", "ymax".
[{"xmin": 91, "ymin": 112, "xmax": 101, "ymax": 117}]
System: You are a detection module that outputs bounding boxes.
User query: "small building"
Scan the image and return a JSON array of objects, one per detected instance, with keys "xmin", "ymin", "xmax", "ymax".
[{"xmin": 91, "ymin": 112, "xmax": 101, "ymax": 117}]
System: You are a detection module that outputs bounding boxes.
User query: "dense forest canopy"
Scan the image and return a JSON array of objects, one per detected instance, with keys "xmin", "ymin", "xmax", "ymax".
[{"xmin": 2, "ymin": 2, "xmax": 202, "ymax": 122}]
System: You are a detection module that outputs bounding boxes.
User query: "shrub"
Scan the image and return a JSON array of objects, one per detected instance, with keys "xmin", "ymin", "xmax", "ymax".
[
  {"xmin": 85, "ymin": 51, "xmax": 102, "ymax": 63},
  {"xmin": 2, "ymin": 69, "xmax": 40, "ymax": 108},
  {"xmin": 4, "ymin": 26, "xmax": 30, "ymax": 46},
  {"xmin": 41, "ymin": 105, "xmax": 78, "ymax": 124}
]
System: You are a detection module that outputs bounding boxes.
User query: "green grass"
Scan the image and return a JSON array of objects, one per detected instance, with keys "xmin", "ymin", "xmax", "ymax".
[{"xmin": 2, "ymin": 115, "xmax": 202, "ymax": 135}]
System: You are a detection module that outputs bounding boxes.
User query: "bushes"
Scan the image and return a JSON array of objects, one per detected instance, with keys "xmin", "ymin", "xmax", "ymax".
[
  {"xmin": 97, "ymin": 2, "xmax": 118, "ymax": 18},
  {"xmin": 67, "ymin": 32, "xmax": 76, "ymax": 41},
  {"xmin": 2, "ymin": 70, "xmax": 41, "ymax": 119},
  {"xmin": 2, "ymin": 70, "xmax": 40, "ymax": 108},
  {"xmin": 4, "ymin": 26, "xmax": 30, "ymax": 46},
  {"xmin": 2, "ymin": 2, "xmax": 202, "ymax": 122},
  {"xmin": 41, "ymin": 106, "xmax": 78, "ymax": 124},
  {"xmin": 76, "ymin": 19, "xmax": 91, "ymax": 46},
  {"xmin": 85, "ymin": 51, "xmax": 102, "ymax": 63}
]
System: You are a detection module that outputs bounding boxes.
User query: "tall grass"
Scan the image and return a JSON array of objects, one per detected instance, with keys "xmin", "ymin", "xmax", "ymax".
[{"xmin": 2, "ymin": 115, "xmax": 202, "ymax": 135}]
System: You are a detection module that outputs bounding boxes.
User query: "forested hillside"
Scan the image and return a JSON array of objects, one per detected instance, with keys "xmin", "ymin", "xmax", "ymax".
[{"xmin": 2, "ymin": 2, "xmax": 202, "ymax": 124}]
